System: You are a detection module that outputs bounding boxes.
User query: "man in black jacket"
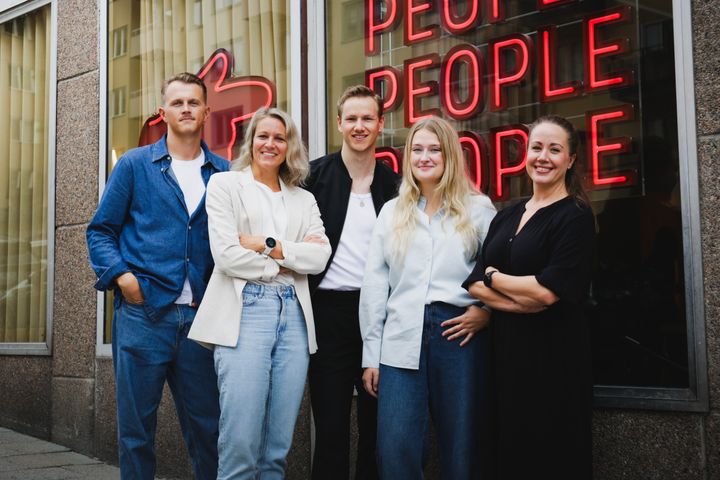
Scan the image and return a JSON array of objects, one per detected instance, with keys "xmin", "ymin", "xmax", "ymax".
[{"xmin": 304, "ymin": 85, "xmax": 399, "ymax": 480}]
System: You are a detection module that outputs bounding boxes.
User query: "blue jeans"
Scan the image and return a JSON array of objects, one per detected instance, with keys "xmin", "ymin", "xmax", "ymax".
[
  {"xmin": 214, "ymin": 283, "xmax": 310, "ymax": 480},
  {"xmin": 112, "ymin": 300, "xmax": 220, "ymax": 480},
  {"xmin": 377, "ymin": 302, "xmax": 489, "ymax": 480}
]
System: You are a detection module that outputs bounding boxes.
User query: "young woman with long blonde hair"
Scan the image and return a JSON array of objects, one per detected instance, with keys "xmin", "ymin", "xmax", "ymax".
[{"xmin": 359, "ymin": 116, "xmax": 495, "ymax": 479}]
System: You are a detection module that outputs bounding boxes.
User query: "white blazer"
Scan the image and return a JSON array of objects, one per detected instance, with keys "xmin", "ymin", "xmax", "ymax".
[{"xmin": 188, "ymin": 167, "xmax": 332, "ymax": 353}]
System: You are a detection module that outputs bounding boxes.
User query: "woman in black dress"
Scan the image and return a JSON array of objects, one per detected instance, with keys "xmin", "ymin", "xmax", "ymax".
[{"xmin": 465, "ymin": 115, "xmax": 596, "ymax": 479}]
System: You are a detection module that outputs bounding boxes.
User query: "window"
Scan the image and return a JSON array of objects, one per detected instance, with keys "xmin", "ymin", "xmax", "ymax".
[
  {"xmin": 0, "ymin": 2, "xmax": 53, "ymax": 353},
  {"xmin": 112, "ymin": 26, "xmax": 127, "ymax": 58},
  {"xmin": 323, "ymin": 0, "xmax": 705, "ymax": 410},
  {"xmin": 103, "ymin": 0, "xmax": 293, "ymax": 345},
  {"xmin": 110, "ymin": 87, "xmax": 126, "ymax": 117}
]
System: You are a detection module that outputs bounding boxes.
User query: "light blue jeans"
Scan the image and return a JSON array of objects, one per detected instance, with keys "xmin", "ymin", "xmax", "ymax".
[{"xmin": 214, "ymin": 283, "xmax": 309, "ymax": 480}]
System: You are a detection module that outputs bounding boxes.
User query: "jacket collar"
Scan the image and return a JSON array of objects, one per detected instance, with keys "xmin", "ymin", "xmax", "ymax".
[
  {"xmin": 235, "ymin": 166, "xmax": 301, "ymax": 239},
  {"xmin": 236, "ymin": 165, "xmax": 297, "ymax": 197},
  {"xmin": 150, "ymin": 134, "xmax": 227, "ymax": 171}
]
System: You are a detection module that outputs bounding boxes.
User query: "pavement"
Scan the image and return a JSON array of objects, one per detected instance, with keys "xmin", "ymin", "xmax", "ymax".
[{"xmin": 0, "ymin": 427, "xmax": 124, "ymax": 479}]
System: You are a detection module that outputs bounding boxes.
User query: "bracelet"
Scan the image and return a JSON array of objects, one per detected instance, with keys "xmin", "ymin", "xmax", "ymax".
[{"xmin": 483, "ymin": 270, "xmax": 498, "ymax": 288}]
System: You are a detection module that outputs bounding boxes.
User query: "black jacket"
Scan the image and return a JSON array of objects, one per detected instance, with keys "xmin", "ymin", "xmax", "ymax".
[{"xmin": 304, "ymin": 151, "xmax": 400, "ymax": 292}]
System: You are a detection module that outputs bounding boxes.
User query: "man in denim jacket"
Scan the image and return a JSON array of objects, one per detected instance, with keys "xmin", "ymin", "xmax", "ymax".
[{"xmin": 87, "ymin": 73, "xmax": 229, "ymax": 480}]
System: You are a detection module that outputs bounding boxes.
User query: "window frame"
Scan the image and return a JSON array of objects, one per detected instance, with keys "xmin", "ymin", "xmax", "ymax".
[
  {"xmin": 593, "ymin": 0, "xmax": 707, "ymax": 412},
  {"xmin": 0, "ymin": 0, "xmax": 57, "ymax": 356},
  {"xmin": 308, "ymin": 0, "xmax": 708, "ymax": 412}
]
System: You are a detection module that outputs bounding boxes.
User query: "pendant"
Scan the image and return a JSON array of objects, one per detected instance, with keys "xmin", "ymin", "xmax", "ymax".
[{"xmin": 359, "ymin": 200, "xmax": 365, "ymax": 207}]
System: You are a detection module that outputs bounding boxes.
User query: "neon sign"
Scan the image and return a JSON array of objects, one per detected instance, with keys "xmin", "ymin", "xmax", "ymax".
[
  {"xmin": 364, "ymin": 0, "xmax": 638, "ymax": 200},
  {"xmin": 138, "ymin": 48, "xmax": 276, "ymax": 161}
]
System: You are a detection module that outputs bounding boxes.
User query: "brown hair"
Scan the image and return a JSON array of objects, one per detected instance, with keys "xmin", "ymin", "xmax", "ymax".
[
  {"xmin": 161, "ymin": 72, "xmax": 207, "ymax": 104},
  {"xmin": 336, "ymin": 85, "xmax": 384, "ymax": 118},
  {"xmin": 528, "ymin": 115, "xmax": 591, "ymax": 206}
]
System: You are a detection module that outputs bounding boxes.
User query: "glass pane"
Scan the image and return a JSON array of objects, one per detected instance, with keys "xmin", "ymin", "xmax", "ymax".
[
  {"xmin": 106, "ymin": 0, "xmax": 291, "ymax": 343},
  {"xmin": 0, "ymin": 5, "xmax": 50, "ymax": 343},
  {"xmin": 326, "ymin": 0, "xmax": 688, "ymax": 388}
]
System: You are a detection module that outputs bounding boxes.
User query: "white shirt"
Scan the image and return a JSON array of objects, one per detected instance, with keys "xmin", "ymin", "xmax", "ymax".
[
  {"xmin": 318, "ymin": 192, "xmax": 376, "ymax": 290},
  {"xmin": 171, "ymin": 152, "xmax": 205, "ymax": 304},
  {"xmin": 254, "ymin": 180, "xmax": 293, "ymax": 286},
  {"xmin": 359, "ymin": 194, "xmax": 496, "ymax": 370}
]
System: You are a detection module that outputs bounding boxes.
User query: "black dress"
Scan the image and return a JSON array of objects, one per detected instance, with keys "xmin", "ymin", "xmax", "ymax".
[{"xmin": 464, "ymin": 196, "xmax": 596, "ymax": 480}]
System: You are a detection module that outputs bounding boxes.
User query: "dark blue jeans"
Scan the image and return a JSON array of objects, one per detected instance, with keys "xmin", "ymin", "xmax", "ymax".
[
  {"xmin": 112, "ymin": 300, "xmax": 220, "ymax": 480},
  {"xmin": 377, "ymin": 302, "xmax": 489, "ymax": 480}
]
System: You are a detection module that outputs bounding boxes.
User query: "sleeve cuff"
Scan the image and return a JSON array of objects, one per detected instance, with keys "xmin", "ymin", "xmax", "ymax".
[
  {"xmin": 361, "ymin": 344, "xmax": 381, "ymax": 369},
  {"xmin": 274, "ymin": 240, "xmax": 295, "ymax": 267},
  {"xmin": 261, "ymin": 258, "xmax": 280, "ymax": 282},
  {"xmin": 94, "ymin": 261, "xmax": 130, "ymax": 291}
]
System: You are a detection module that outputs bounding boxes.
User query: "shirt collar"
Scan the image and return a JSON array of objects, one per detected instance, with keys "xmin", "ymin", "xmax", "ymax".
[
  {"xmin": 151, "ymin": 134, "xmax": 227, "ymax": 170},
  {"xmin": 417, "ymin": 196, "xmax": 446, "ymax": 217}
]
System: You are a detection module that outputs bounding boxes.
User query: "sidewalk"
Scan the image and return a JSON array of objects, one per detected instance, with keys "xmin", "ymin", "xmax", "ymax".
[{"xmin": 0, "ymin": 427, "xmax": 123, "ymax": 479}]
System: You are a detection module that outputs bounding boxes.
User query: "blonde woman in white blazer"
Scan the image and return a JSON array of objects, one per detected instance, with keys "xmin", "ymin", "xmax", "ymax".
[{"xmin": 188, "ymin": 108, "xmax": 331, "ymax": 480}]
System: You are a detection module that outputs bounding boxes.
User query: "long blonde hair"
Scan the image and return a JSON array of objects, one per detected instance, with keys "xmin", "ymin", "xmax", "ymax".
[
  {"xmin": 232, "ymin": 107, "xmax": 309, "ymax": 187},
  {"xmin": 392, "ymin": 117, "xmax": 478, "ymax": 259}
]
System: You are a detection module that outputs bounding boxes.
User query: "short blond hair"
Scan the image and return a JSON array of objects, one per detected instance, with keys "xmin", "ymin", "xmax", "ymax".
[
  {"xmin": 161, "ymin": 72, "xmax": 207, "ymax": 103},
  {"xmin": 336, "ymin": 85, "xmax": 383, "ymax": 118},
  {"xmin": 232, "ymin": 108, "xmax": 309, "ymax": 187}
]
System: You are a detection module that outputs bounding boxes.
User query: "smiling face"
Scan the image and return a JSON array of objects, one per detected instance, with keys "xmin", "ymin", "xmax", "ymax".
[
  {"xmin": 410, "ymin": 128, "xmax": 445, "ymax": 189},
  {"xmin": 159, "ymin": 81, "xmax": 209, "ymax": 138},
  {"xmin": 337, "ymin": 96, "xmax": 384, "ymax": 154},
  {"xmin": 251, "ymin": 116, "xmax": 288, "ymax": 176},
  {"xmin": 526, "ymin": 121, "xmax": 575, "ymax": 192}
]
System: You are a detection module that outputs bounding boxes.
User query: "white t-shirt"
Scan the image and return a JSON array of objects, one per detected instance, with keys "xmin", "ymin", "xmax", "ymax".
[
  {"xmin": 254, "ymin": 181, "xmax": 293, "ymax": 286},
  {"xmin": 318, "ymin": 192, "xmax": 376, "ymax": 290},
  {"xmin": 171, "ymin": 152, "xmax": 205, "ymax": 304}
]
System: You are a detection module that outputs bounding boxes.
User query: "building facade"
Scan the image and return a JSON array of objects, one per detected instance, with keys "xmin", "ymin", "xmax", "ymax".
[{"xmin": 0, "ymin": 0, "xmax": 718, "ymax": 478}]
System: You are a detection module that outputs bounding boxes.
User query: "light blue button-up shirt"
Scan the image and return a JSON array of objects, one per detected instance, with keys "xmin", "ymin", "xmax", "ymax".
[{"xmin": 359, "ymin": 194, "xmax": 496, "ymax": 370}]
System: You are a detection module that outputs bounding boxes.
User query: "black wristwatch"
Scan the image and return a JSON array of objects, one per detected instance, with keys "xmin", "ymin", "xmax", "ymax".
[
  {"xmin": 483, "ymin": 270, "xmax": 498, "ymax": 288},
  {"xmin": 262, "ymin": 237, "xmax": 276, "ymax": 257}
]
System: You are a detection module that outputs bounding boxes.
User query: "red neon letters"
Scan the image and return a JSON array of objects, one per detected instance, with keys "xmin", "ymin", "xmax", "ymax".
[
  {"xmin": 538, "ymin": 26, "xmax": 580, "ymax": 102},
  {"xmin": 440, "ymin": 0, "xmax": 481, "ymax": 35},
  {"xmin": 366, "ymin": 66, "xmax": 404, "ymax": 113},
  {"xmin": 584, "ymin": 7, "xmax": 633, "ymax": 91},
  {"xmin": 404, "ymin": 0, "xmax": 439, "ymax": 45},
  {"xmin": 492, "ymin": 126, "xmax": 528, "ymax": 199},
  {"xmin": 365, "ymin": 0, "xmax": 399, "ymax": 55},
  {"xmin": 459, "ymin": 131, "xmax": 488, "ymax": 192},
  {"xmin": 404, "ymin": 54, "xmax": 441, "ymax": 125},
  {"xmin": 441, "ymin": 45, "xmax": 483, "ymax": 120},
  {"xmin": 376, "ymin": 147, "xmax": 402, "ymax": 174},
  {"xmin": 488, "ymin": 0, "xmax": 505, "ymax": 24},
  {"xmin": 537, "ymin": 0, "xmax": 578, "ymax": 10},
  {"xmin": 362, "ymin": 2, "xmax": 638, "ymax": 195},
  {"xmin": 489, "ymin": 34, "xmax": 532, "ymax": 111},
  {"xmin": 586, "ymin": 105, "xmax": 635, "ymax": 187}
]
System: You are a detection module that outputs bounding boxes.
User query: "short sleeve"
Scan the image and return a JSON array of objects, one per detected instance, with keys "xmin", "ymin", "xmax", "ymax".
[
  {"xmin": 462, "ymin": 201, "xmax": 503, "ymax": 291},
  {"xmin": 462, "ymin": 257, "xmax": 485, "ymax": 291},
  {"xmin": 535, "ymin": 206, "xmax": 596, "ymax": 303}
]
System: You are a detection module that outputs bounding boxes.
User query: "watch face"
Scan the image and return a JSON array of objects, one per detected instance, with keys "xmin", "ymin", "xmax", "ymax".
[{"xmin": 266, "ymin": 237, "xmax": 276, "ymax": 248}]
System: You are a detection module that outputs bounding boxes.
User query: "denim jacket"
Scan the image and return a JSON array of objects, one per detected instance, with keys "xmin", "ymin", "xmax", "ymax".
[{"xmin": 86, "ymin": 135, "xmax": 230, "ymax": 320}]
